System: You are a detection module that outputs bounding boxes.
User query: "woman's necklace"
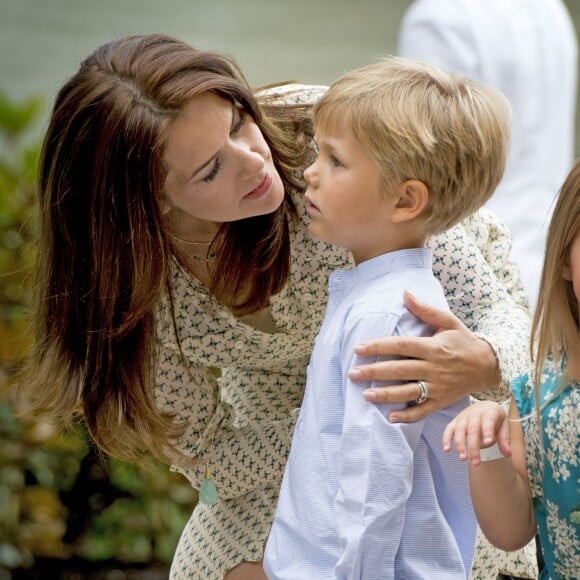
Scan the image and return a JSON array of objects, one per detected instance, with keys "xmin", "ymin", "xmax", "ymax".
[
  {"xmin": 168, "ymin": 232, "xmax": 212, "ymax": 246},
  {"xmin": 168, "ymin": 232, "xmax": 216, "ymax": 264},
  {"xmin": 188, "ymin": 253, "xmax": 216, "ymax": 265}
]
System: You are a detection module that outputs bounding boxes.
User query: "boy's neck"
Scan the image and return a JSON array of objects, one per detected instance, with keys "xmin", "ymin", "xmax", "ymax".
[{"xmin": 352, "ymin": 231, "xmax": 427, "ymax": 265}]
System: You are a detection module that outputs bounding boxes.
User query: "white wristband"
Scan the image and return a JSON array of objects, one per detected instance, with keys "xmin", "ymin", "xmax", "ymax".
[{"xmin": 479, "ymin": 442, "xmax": 505, "ymax": 462}]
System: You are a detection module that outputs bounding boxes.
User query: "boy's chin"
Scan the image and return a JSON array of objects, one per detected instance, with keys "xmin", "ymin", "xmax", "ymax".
[
  {"xmin": 308, "ymin": 228, "xmax": 345, "ymax": 252},
  {"xmin": 307, "ymin": 224, "xmax": 328, "ymax": 243}
]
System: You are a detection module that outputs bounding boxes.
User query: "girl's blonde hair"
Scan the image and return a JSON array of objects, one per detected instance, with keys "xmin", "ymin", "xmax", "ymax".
[
  {"xmin": 532, "ymin": 159, "xmax": 580, "ymax": 398},
  {"xmin": 313, "ymin": 57, "xmax": 512, "ymax": 235}
]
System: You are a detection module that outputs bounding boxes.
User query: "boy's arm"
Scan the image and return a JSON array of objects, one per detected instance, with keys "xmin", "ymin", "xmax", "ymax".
[
  {"xmin": 334, "ymin": 311, "xmax": 425, "ymax": 580},
  {"xmin": 443, "ymin": 398, "xmax": 537, "ymax": 551}
]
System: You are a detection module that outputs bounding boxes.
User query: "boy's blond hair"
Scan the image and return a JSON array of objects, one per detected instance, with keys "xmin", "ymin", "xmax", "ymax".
[{"xmin": 313, "ymin": 57, "xmax": 512, "ymax": 235}]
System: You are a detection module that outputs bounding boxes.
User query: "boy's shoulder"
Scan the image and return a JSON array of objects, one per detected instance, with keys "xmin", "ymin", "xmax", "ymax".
[{"xmin": 350, "ymin": 266, "xmax": 448, "ymax": 322}]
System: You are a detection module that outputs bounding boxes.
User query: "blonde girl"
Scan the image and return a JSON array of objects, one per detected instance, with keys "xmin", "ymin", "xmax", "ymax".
[{"xmin": 443, "ymin": 160, "xmax": 580, "ymax": 579}]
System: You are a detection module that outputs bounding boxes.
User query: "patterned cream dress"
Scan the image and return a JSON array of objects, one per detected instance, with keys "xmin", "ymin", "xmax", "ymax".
[{"xmin": 155, "ymin": 86, "xmax": 535, "ymax": 579}]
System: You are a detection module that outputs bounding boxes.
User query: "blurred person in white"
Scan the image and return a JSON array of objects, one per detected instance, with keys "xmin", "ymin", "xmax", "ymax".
[
  {"xmin": 399, "ymin": 2, "xmax": 577, "ymax": 577},
  {"xmin": 398, "ymin": 0, "xmax": 578, "ymax": 311}
]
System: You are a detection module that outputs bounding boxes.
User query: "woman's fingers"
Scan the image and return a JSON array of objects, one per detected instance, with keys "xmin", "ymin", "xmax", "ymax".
[
  {"xmin": 362, "ymin": 377, "xmax": 466, "ymax": 424},
  {"xmin": 403, "ymin": 290, "xmax": 466, "ymax": 332},
  {"xmin": 351, "ymin": 291, "xmax": 502, "ymax": 424},
  {"xmin": 386, "ymin": 397, "xmax": 440, "ymax": 423},
  {"xmin": 351, "ymin": 318, "xmax": 500, "ymax": 394},
  {"xmin": 352, "ymin": 356, "xmax": 433, "ymax": 385},
  {"xmin": 354, "ymin": 333, "xmax": 438, "ymax": 361},
  {"xmin": 361, "ymin": 380, "xmax": 413, "ymax": 403},
  {"xmin": 350, "ymin": 343, "xmax": 459, "ymax": 387}
]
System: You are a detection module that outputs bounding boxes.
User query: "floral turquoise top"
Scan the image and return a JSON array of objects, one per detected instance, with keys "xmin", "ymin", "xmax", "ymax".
[{"xmin": 512, "ymin": 356, "xmax": 580, "ymax": 579}]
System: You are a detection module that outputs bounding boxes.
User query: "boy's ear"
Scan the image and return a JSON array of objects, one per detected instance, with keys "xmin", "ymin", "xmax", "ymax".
[{"xmin": 391, "ymin": 179, "xmax": 429, "ymax": 223}]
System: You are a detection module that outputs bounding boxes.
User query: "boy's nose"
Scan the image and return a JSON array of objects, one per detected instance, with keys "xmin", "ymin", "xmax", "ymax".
[{"xmin": 303, "ymin": 162, "xmax": 317, "ymax": 186}]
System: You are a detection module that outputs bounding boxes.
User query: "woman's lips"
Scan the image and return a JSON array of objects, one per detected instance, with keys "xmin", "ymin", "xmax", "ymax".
[{"xmin": 244, "ymin": 173, "xmax": 272, "ymax": 199}]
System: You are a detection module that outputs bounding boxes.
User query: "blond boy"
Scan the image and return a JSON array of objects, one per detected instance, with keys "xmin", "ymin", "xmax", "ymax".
[{"xmin": 264, "ymin": 58, "xmax": 511, "ymax": 579}]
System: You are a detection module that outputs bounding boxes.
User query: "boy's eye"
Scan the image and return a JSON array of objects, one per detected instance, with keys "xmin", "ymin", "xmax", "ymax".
[{"xmin": 331, "ymin": 155, "xmax": 343, "ymax": 168}]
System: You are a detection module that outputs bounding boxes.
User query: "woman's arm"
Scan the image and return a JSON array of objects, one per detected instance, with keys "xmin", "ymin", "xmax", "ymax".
[
  {"xmin": 442, "ymin": 399, "xmax": 537, "ymax": 551},
  {"xmin": 350, "ymin": 213, "xmax": 531, "ymax": 422},
  {"xmin": 156, "ymin": 345, "xmax": 296, "ymax": 499}
]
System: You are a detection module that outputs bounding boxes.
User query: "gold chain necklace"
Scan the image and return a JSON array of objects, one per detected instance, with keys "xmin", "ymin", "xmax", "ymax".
[
  {"xmin": 168, "ymin": 232, "xmax": 216, "ymax": 264},
  {"xmin": 168, "ymin": 232, "xmax": 213, "ymax": 246},
  {"xmin": 188, "ymin": 252, "xmax": 216, "ymax": 265}
]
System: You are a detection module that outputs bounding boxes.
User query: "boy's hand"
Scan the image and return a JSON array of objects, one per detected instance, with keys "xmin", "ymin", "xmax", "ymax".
[{"xmin": 442, "ymin": 401, "xmax": 512, "ymax": 466}]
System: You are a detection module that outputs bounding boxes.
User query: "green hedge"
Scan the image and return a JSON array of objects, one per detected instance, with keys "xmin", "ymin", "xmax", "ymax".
[{"xmin": 0, "ymin": 93, "xmax": 197, "ymax": 577}]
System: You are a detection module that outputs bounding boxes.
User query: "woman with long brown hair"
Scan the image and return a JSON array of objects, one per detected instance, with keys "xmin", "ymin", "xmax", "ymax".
[{"xmin": 21, "ymin": 34, "xmax": 531, "ymax": 578}]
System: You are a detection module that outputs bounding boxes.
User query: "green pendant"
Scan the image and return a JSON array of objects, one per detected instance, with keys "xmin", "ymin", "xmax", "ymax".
[{"xmin": 199, "ymin": 464, "xmax": 218, "ymax": 505}]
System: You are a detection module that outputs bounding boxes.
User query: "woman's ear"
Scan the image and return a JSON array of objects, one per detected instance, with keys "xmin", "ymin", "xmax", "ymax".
[
  {"xmin": 161, "ymin": 199, "xmax": 172, "ymax": 215},
  {"xmin": 391, "ymin": 179, "xmax": 429, "ymax": 223}
]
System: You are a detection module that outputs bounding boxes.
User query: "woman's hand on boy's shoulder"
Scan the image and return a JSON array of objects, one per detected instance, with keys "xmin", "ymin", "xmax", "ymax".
[{"xmin": 349, "ymin": 291, "xmax": 501, "ymax": 423}]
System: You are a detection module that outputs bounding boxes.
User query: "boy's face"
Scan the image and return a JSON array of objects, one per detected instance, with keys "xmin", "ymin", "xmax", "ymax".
[{"xmin": 303, "ymin": 121, "xmax": 395, "ymax": 263}]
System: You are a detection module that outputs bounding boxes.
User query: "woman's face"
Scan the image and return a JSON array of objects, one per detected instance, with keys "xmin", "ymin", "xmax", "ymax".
[{"xmin": 163, "ymin": 92, "xmax": 284, "ymax": 234}]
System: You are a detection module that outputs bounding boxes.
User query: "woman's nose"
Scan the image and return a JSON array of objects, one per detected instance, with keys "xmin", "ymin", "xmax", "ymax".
[{"xmin": 236, "ymin": 135, "xmax": 267, "ymax": 177}]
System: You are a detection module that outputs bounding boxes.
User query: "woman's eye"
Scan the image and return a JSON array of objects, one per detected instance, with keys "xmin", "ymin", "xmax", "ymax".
[
  {"xmin": 331, "ymin": 155, "xmax": 343, "ymax": 168},
  {"xmin": 232, "ymin": 109, "xmax": 247, "ymax": 134},
  {"xmin": 203, "ymin": 158, "xmax": 221, "ymax": 183}
]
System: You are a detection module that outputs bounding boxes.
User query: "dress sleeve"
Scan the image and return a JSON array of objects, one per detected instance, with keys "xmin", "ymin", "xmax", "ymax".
[
  {"xmin": 255, "ymin": 83, "xmax": 327, "ymax": 106},
  {"xmin": 334, "ymin": 311, "xmax": 425, "ymax": 580},
  {"xmin": 156, "ymin": 342, "xmax": 297, "ymax": 499},
  {"xmin": 462, "ymin": 208, "xmax": 529, "ymax": 309},
  {"xmin": 429, "ymin": 213, "xmax": 531, "ymax": 401}
]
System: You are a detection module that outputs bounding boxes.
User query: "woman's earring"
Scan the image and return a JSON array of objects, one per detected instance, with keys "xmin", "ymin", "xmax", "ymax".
[{"xmin": 199, "ymin": 462, "xmax": 218, "ymax": 505}]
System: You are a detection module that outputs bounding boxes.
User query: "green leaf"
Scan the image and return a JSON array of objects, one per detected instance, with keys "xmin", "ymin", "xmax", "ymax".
[{"xmin": 0, "ymin": 93, "xmax": 43, "ymax": 135}]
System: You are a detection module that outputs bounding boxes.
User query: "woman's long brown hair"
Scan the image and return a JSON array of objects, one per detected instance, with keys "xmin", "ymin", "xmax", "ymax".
[{"xmin": 19, "ymin": 34, "xmax": 312, "ymax": 463}]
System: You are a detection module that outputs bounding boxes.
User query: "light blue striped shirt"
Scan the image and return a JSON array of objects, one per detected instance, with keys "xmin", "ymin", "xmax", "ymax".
[{"xmin": 264, "ymin": 248, "xmax": 477, "ymax": 579}]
